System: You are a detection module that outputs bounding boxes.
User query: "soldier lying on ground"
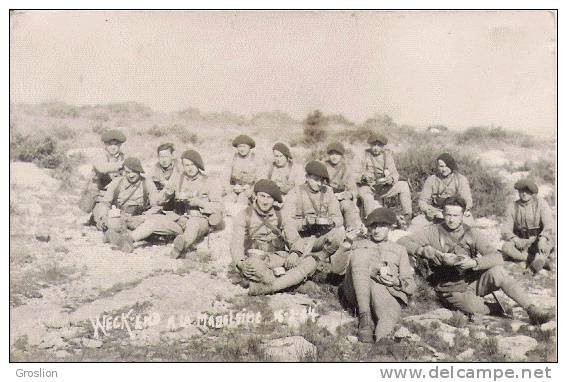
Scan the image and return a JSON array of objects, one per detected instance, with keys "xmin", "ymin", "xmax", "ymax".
[
  {"xmin": 411, "ymin": 152, "xmax": 474, "ymax": 231},
  {"xmin": 324, "ymin": 142, "xmax": 365, "ymax": 240},
  {"xmin": 114, "ymin": 149, "xmax": 224, "ymax": 256},
  {"xmin": 79, "ymin": 129, "xmax": 126, "ymax": 229},
  {"xmin": 398, "ymin": 196, "xmax": 554, "ymax": 325},
  {"xmin": 338, "ymin": 208, "xmax": 416, "ymax": 343},
  {"xmin": 356, "ymin": 133, "xmax": 412, "ymax": 226},
  {"xmin": 225, "ymin": 134, "xmax": 259, "ymax": 204},
  {"xmin": 149, "ymin": 142, "xmax": 180, "ymax": 212},
  {"xmin": 501, "ymin": 179, "xmax": 555, "ymax": 274},
  {"xmin": 230, "ymin": 179, "xmax": 315, "ymax": 295},
  {"xmin": 98, "ymin": 157, "xmax": 159, "ymax": 250},
  {"xmin": 279, "ymin": 161, "xmax": 347, "ymax": 276},
  {"xmin": 263, "ymin": 142, "xmax": 300, "ymax": 198}
]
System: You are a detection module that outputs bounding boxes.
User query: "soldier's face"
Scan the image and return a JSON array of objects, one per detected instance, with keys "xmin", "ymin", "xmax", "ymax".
[
  {"xmin": 124, "ymin": 168, "xmax": 141, "ymax": 183},
  {"xmin": 437, "ymin": 160, "xmax": 452, "ymax": 177},
  {"xmin": 256, "ymin": 192, "xmax": 275, "ymax": 212},
  {"xmin": 158, "ymin": 149, "xmax": 173, "ymax": 169},
  {"xmin": 518, "ymin": 190, "xmax": 534, "ymax": 202},
  {"xmin": 328, "ymin": 152, "xmax": 343, "ymax": 165},
  {"xmin": 237, "ymin": 144, "xmax": 251, "ymax": 157},
  {"xmin": 443, "ymin": 205, "xmax": 464, "ymax": 230},
  {"xmin": 370, "ymin": 143, "xmax": 384, "ymax": 155},
  {"xmin": 306, "ymin": 174, "xmax": 324, "ymax": 192},
  {"xmin": 182, "ymin": 159, "xmax": 199, "ymax": 177},
  {"xmin": 273, "ymin": 150, "xmax": 287, "ymax": 167},
  {"xmin": 105, "ymin": 142, "xmax": 121, "ymax": 156},
  {"xmin": 370, "ymin": 225, "xmax": 389, "ymax": 242}
]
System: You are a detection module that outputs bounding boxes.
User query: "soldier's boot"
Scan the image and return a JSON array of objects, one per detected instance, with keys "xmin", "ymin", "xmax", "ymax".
[
  {"xmin": 526, "ymin": 305, "xmax": 555, "ymax": 325},
  {"xmin": 170, "ymin": 235, "xmax": 186, "ymax": 259},
  {"xmin": 117, "ymin": 232, "xmax": 134, "ymax": 254},
  {"xmin": 249, "ymin": 257, "xmax": 316, "ymax": 296},
  {"xmin": 528, "ymin": 253, "xmax": 547, "ymax": 274},
  {"xmin": 357, "ymin": 311, "xmax": 374, "ymax": 343}
]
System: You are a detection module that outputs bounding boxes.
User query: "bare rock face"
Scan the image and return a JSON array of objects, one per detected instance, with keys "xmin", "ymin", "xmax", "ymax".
[
  {"xmin": 316, "ymin": 311, "xmax": 356, "ymax": 335},
  {"xmin": 262, "ymin": 336, "xmax": 317, "ymax": 362},
  {"xmin": 496, "ymin": 335, "xmax": 538, "ymax": 361},
  {"xmin": 457, "ymin": 348, "xmax": 475, "ymax": 361}
]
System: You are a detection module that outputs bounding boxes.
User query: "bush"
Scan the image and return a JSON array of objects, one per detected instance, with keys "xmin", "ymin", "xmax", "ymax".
[
  {"xmin": 302, "ymin": 110, "xmax": 328, "ymax": 145},
  {"xmin": 395, "ymin": 145, "xmax": 510, "ymax": 217},
  {"xmin": 146, "ymin": 124, "xmax": 200, "ymax": 145},
  {"xmin": 525, "ymin": 158, "xmax": 556, "ymax": 184},
  {"xmin": 10, "ymin": 133, "xmax": 66, "ymax": 169},
  {"xmin": 52, "ymin": 125, "xmax": 77, "ymax": 141}
]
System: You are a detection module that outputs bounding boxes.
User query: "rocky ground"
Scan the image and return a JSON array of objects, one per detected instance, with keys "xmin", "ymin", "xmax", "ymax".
[{"xmin": 9, "ymin": 161, "xmax": 556, "ymax": 362}]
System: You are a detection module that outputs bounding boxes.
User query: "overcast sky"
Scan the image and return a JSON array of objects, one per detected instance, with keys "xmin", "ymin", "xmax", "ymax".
[{"xmin": 10, "ymin": 11, "xmax": 556, "ymax": 136}]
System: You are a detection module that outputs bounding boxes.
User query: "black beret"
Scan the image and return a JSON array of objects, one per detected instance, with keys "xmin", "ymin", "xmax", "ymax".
[
  {"xmin": 367, "ymin": 132, "xmax": 388, "ymax": 145},
  {"xmin": 443, "ymin": 196, "xmax": 467, "ymax": 210},
  {"xmin": 272, "ymin": 142, "xmax": 292, "ymax": 159},
  {"xmin": 181, "ymin": 149, "xmax": 205, "ymax": 171},
  {"xmin": 327, "ymin": 142, "xmax": 346, "ymax": 155},
  {"xmin": 305, "ymin": 161, "xmax": 329, "ymax": 181},
  {"xmin": 254, "ymin": 179, "xmax": 283, "ymax": 203},
  {"xmin": 123, "ymin": 157, "xmax": 144, "ymax": 174},
  {"xmin": 101, "ymin": 129, "xmax": 126, "ymax": 144},
  {"xmin": 514, "ymin": 178, "xmax": 538, "ymax": 194},
  {"xmin": 157, "ymin": 142, "xmax": 175, "ymax": 154},
  {"xmin": 365, "ymin": 208, "xmax": 398, "ymax": 227},
  {"xmin": 232, "ymin": 135, "xmax": 256, "ymax": 148},
  {"xmin": 437, "ymin": 153, "xmax": 458, "ymax": 171}
]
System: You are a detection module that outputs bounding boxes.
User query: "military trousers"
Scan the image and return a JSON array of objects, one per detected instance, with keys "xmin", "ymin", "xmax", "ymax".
[
  {"xmin": 301, "ymin": 226, "xmax": 346, "ymax": 257},
  {"xmin": 501, "ymin": 236, "xmax": 555, "ymax": 267},
  {"xmin": 358, "ymin": 180, "xmax": 412, "ymax": 216},
  {"xmin": 338, "ymin": 197, "xmax": 364, "ymax": 234},
  {"xmin": 130, "ymin": 213, "xmax": 184, "ymax": 242}
]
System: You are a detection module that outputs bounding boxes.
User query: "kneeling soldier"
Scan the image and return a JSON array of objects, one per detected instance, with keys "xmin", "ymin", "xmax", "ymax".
[
  {"xmin": 399, "ymin": 197, "xmax": 553, "ymax": 325},
  {"xmin": 340, "ymin": 208, "xmax": 416, "ymax": 343},
  {"xmin": 230, "ymin": 179, "xmax": 316, "ymax": 295},
  {"xmin": 356, "ymin": 133, "xmax": 412, "ymax": 225},
  {"xmin": 264, "ymin": 142, "xmax": 299, "ymax": 197},
  {"xmin": 281, "ymin": 161, "xmax": 346, "ymax": 270},
  {"xmin": 226, "ymin": 134, "xmax": 259, "ymax": 204},
  {"xmin": 99, "ymin": 157, "xmax": 159, "ymax": 251},
  {"xmin": 501, "ymin": 179, "xmax": 555, "ymax": 274},
  {"xmin": 126, "ymin": 149, "xmax": 224, "ymax": 257},
  {"xmin": 325, "ymin": 142, "xmax": 365, "ymax": 239}
]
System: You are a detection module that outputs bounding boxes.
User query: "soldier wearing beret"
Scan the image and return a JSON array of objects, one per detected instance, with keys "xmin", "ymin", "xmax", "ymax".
[
  {"xmin": 412, "ymin": 153, "xmax": 474, "ymax": 231},
  {"xmin": 126, "ymin": 149, "xmax": 225, "ymax": 257},
  {"xmin": 230, "ymin": 179, "xmax": 317, "ymax": 295},
  {"xmin": 226, "ymin": 134, "xmax": 260, "ymax": 204},
  {"xmin": 398, "ymin": 197, "xmax": 553, "ymax": 325},
  {"xmin": 262, "ymin": 142, "xmax": 300, "ymax": 197},
  {"xmin": 356, "ymin": 133, "xmax": 413, "ymax": 226},
  {"xmin": 97, "ymin": 157, "xmax": 160, "ymax": 251},
  {"xmin": 325, "ymin": 142, "xmax": 365, "ymax": 240},
  {"xmin": 84, "ymin": 129, "xmax": 128, "ymax": 230},
  {"xmin": 338, "ymin": 208, "xmax": 416, "ymax": 343},
  {"xmin": 280, "ymin": 161, "xmax": 346, "ymax": 274},
  {"xmin": 149, "ymin": 143, "xmax": 180, "ymax": 211},
  {"xmin": 501, "ymin": 179, "xmax": 555, "ymax": 274}
]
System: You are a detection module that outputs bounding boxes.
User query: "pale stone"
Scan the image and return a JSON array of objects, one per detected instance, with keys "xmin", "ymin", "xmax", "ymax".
[
  {"xmin": 496, "ymin": 335, "xmax": 538, "ymax": 361},
  {"xmin": 262, "ymin": 336, "xmax": 317, "ymax": 362}
]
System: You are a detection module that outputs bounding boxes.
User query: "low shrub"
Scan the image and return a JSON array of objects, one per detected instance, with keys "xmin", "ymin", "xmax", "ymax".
[
  {"xmin": 302, "ymin": 110, "xmax": 328, "ymax": 145},
  {"xmin": 10, "ymin": 133, "xmax": 66, "ymax": 169}
]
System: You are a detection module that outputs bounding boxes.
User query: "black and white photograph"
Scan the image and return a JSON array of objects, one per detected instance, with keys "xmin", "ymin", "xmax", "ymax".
[{"xmin": 8, "ymin": 8, "xmax": 558, "ymax": 368}]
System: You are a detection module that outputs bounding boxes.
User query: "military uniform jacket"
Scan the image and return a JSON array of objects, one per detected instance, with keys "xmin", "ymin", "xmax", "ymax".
[
  {"xmin": 264, "ymin": 162, "xmax": 299, "ymax": 195},
  {"xmin": 325, "ymin": 160, "xmax": 357, "ymax": 194},
  {"xmin": 230, "ymin": 204, "xmax": 304, "ymax": 264},
  {"xmin": 419, "ymin": 173, "xmax": 473, "ymax": 214},
  {"xmin": 281, "ymin": 183, "xmax": 344, "ymax": 232},
  {"xmin": 230, "ymin": 153, "xmax": 258, "ymax": 186},
  {"xmin": 92, "ymin": 151, "xmax": 125, "ymax": 190},
  {"xmin": 159, "ymin": 171, "xmax": 224, "ymax": 217},
  {"xmin": 351, "ymin": 239, "xmax": 416, "ymax": 304},
  {"xmin": 357, "ymin": 149, "xmax": 400, "ymax": 183},
  {"xmin": 101, "ymin": 175, "xmax": 158, "ymax": 215},
  {"xmin": 501, "ymin": 196, "xmax": 554, "ymax": 241}
]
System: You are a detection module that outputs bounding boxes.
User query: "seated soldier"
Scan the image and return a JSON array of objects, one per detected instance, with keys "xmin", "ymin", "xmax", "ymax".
[
  {"xmin": 324, "ymin": 142, "xmax": 365, "ymax": 240},
  {"xmin": 281, "ymin": 161, "xmax": 346, "ymax": 273},
  {"xmin": 149, "ymin": 142, "xmax": 179, "ymax": 212},
  {"xmin": 120, "ymin": 149, "xmax": 224, "ymax": 257},
  {"xmin": 339, "ymin": 208, "xmax": 416, "ymax": 343},
  {"xmin": 501, "ymin": 179, "xmax": 555, "ymax": 274},
  {"xmin": 411, "ymin": 153, "xmax": 473, "ymax": 231},
  {"xmin": 264, "ymin": 142, "xmax": 300, "ymax": 197},
  {"xmin": 356, "ymin": 133, "xmax": 412, "ymax": 226},
  {"xmin": 398, "ymin": 197, "xmax": 553, "ymax": 325},
  {"xmin": 231, "ymin": 179, "xmax": 316, "ymax": 296},
  {"xmin": 82, "ymin": 129, "xmax": 126, "ymax": 230},
  {"xmin": 98, "ymin": 157, "xmax": 159, "ymax": 250},
  {"xmin": 225, "ymin": 134, "xmax": 259, "ymax": 204}
]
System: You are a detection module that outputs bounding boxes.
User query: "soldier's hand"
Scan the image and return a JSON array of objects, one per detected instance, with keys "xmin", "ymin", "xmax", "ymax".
[
  {"xmin": 513, "ymin": 237, "xmax": 530, "ymax": 250},
  {"xmin": 538, "ymin": 237, "xmax": 552, "ymax": 256},
  {"xmin": 284, "ymin": 253, "xmax": 299, "ymax": 269},
  {"xmin": 377, "ymin": 274, "xmax": 398, "ymax": 287},
  {"xmin": 246, "ymin": 249, "xmax": 266, "ymax": 258},
  {"xmin": 454, "ymin": 257, "xmax": 477, "ymax": 271},
  {"xmin": 420, "ymin": 246, "xmax": 443, "ymax": 266}
]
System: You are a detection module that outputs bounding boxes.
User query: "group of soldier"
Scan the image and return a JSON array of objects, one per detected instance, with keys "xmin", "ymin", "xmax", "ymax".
[{"xmin": 79, "ymin": 128, "xmax": 555, "ymax": 344}]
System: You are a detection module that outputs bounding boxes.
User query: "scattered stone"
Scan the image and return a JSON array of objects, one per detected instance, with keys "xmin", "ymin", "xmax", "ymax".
[
  {"xmin": 496, "ymin": 335, "xmax": 537, "ymax": 361},
  {"xmin": 404, "ymin": 308, "xmax": 453, "ymax": 323},
  {"xmin": 262, "ymin": 336, "xmax": 317, "ymax": 362},
  {"xmin": 457, "ymin": 348, "xmax": 475, "ymax": 361},
  {"xmin": 58, "ymin": 326, "xmax": 83, "ymax": 340},
  {"xmin": 38, "ymin": 333, "xmax": 66, "ymax": 349},
  {"xmin": 55, "ymin": 350, "xmax": 71, "ymax": 359},
  {"xmin": 43, "ymin": 316, "xmax": 71, "ymax": 329},
  {"xmin": 540, "ymin": 321, "xmax": 556, "ymax": 332},
  {"xmin": 346, "ymin": 335, "xmax": 358, "ymax": 344},
  {"xmin": 81, "ymin": 338, "xmax": 103, "ymax": 349},
  {"xmin": 317, "ymin": 311, "xmax": 356, "ymax": 335},
  {"xmin": 394, "ymin": 326, "xmax": 421, "ymax": 342},
  {"xmin": 471, "ymin": 331, "xmax": 487, "ymax": 341},
  {"xmin": 509, "ymin": 321, "xmax": 524, "ymax": 333},
  {"xmin": 438, "ymin": 331, "xmax": 455, "ymax": 347}
]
